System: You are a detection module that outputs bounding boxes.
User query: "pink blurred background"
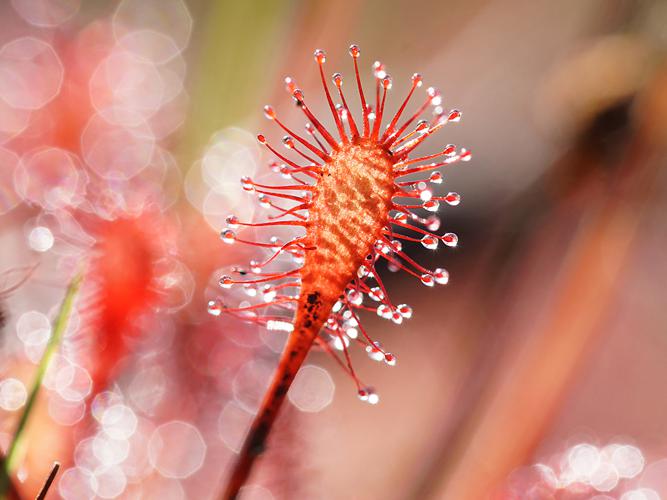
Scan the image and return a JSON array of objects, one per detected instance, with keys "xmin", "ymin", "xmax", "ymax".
[{"xmin": 0, "ymin": 0, "xmax": 666, "ymax": 499}]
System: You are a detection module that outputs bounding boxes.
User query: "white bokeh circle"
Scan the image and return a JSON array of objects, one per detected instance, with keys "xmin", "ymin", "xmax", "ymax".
[
  {"xmin": 0, "ymin": 37, "xmax": 64, "ymax": 110},
  {"xmin": 11, "ymin": 0, "xmax": 80, "ymax": 28},
  {"xmin": 148, "ymin": 421, "xmax": 206, "ymax": 479}
]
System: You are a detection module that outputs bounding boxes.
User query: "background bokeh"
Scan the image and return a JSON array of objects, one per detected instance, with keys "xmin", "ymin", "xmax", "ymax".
[{"xmin": 0, "ymin": 0, "xmax": 666, "ymax": 499}]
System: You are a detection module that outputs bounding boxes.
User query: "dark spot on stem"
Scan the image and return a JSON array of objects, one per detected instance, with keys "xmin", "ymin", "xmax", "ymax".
[
  {"xmin": 275, "ymin": 382, "xmax": 289, "ymax": 397},
  {"xmin": 249, "ymin": 422, "xmax": 269, "ymax": 456}
]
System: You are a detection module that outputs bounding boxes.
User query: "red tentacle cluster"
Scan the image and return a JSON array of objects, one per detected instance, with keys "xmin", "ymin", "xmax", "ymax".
[
  {"xmin": 209, "ymin": 45, "xmax": 471, "ymax": 402},
  {"xmin": 74, "ymin": 214, "xmax": 168, "ymax": 395}
]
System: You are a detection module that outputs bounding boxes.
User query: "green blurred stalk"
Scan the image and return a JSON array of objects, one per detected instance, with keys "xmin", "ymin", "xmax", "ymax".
[
  {"xmin": 179, "ymin": 0, "xmax": 296, "ymax": 169},
  {"xmin": 0, "ymin": 272, "xmax": 83, "ymax": 499}
]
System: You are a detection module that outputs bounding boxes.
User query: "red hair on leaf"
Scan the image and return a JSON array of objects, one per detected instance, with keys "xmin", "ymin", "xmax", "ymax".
[{"xmin": 213, "ymin": 45, "xmax": 471, "ymax": 499}]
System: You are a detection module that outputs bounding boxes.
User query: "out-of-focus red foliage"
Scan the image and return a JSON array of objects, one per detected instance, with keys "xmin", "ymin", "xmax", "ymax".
[{"xmin": 85, "ymin": 215, "xmax": 162, "ymax": 394}]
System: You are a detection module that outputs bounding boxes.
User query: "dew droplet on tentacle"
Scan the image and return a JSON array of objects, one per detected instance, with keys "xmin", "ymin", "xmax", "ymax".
[
  {"xmin": 393, "ymin": 212, "xmax": 409, "ymax": 223},
  {"xmin": 433, "ymin": 268, "xmax": 449, "ymax": 284},
  {"xmin": 427, "ymin": 87, "xmax": 442, "ymax": 106},
  {"xmin": 263, "ymin": 105, "xmax": 276, "ymax": 120},
  {"xmin": 420, "ymin": 273, "xmax": 435, "ymax": 287},
  {"xmin": 419, "ymin": 189, "xmax": 433, "ymax": 202},
  {"xmin": 207, "ymin": 300, "xmax": 222, "ymax": 316},
  {"xmin": 460, "ymin": 148, "xmax": 472, "ymax": 161},
  {"xmin": 220, "ymin": 229, "xmax": 236, "ymax": 244},
  {"xmin": 425, "ymin": 215, "xmax": 441, "ymax": 231},
  {"xmin": 240, "ymin": 176, "xmax": 254, "ymax": 191},
  {"xmin": 423, "ymin": 200, "xmax": 439, "ymax": 212},
  {"xmin": 373, "ymin": 61, "xmax": 386, "ymax": 79},
  {"xmin": 269, "ymin": 236, "xmax": 283, "ymax": 250},
  {"xmin": 366, "ymin": 342, "xmax": 385, "ymax": 361},
  {"xmin": 346, "ymin": 289, "xmax": 363, "ymax": 306},
  {"xmin": 257, "ymin": 194, "xmax": 270, "ymax": 208},
  {"xmin": 376, "ymin": 304, "xmax": 392, "ymax": 319},
  {"xmin": 292, "ymin": 89, "xmax": 304, "ymax": 104},
  {"xmin": 391, "ymin": 310, "xmax": 403, "ymax": 324},
  {"xmin": 382, "ymin": 76, "xmax": 392, "ymax": 90},
  {"xmin": 368, "ymin": 287, "xmax": 384, "ymax": 302},
  {"xmin": 333, "ymin": 335, "xmax": 350, "ymax": 351},
  {"xmin": 387, "ymin": 262, "xmax": 400, "ymax": 273},
  {"xmin": 397, "ymin": 304, "xmax": 413, "ymax": 319},
  {"xmin": 367, "ymin": 391, "xmax": 380, "ymax": 405},
  {"xmin": 262, "ymin": 285, "xmax": 277, "ymax": 302},
  {"xmin": 219, "ymin": 275, "xmax": 233, "ymax": 288},
  {"xmin": 226, "ymin": 215, "xmax": 239, "ymax": 228},
  {"xmin": 345, "ymin": 327, "xmax": 358, "ymax": 339},
  {"xmin": 442, "ymin": 233, "xmax": 458, "ymax": 248},
  {"xmin": 429, "ymin": 172, "xmax": 443, "ymax": 184},
  {"xmin": 421, "ymin": 235, "xmax": 438, "ymax": 250},
  {"xmin": 444, "ymin": 192, "xmax": 461, "ymax": 206},
  {"xmin": 313, "ymin": 48, "xmax": 326, "ymax": 64},
  {"xmin": 284, "ymin": 76, "xmax": 297, "ymax": 93}
]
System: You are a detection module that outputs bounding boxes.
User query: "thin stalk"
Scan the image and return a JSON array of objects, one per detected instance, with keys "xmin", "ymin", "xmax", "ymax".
[
  {"xmin": 0, "ymin": 273, "xmax": 83, "ymax": 498},
  {"xmin": 35, "ymin": 463, "xmax": 59, "ymax": 500},
  {"xmin": 221, "ymin": 289, "xmax": 333, "ymax": 500}
]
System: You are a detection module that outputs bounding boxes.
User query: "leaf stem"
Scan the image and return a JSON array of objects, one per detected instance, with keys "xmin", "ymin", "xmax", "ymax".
[
  {"xmin": 0, "ymin": 272, "xmax": 83, "ymax": 498},
  {"xmin": 220, "ymin": 289, "xmax": 332, "ymax": 500}
]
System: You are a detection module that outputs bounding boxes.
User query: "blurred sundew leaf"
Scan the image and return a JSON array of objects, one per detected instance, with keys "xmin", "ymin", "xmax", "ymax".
[
  {"xmin": 0, "ymin": 272, "xmax": 83, "ymax": 499},
  {"xmin": 179, "ymin": 0, "xmax": 297, "ymax": 170}
]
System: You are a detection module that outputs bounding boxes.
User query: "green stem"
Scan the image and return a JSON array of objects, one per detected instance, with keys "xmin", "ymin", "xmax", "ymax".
[{"xmin": 0, "ymin": 272, "xmax": 83, "ymax": 498}]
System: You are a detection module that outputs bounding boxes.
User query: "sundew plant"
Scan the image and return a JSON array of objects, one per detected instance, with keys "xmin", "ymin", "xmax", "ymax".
[{"xmin": 210, "ymin": 45, "xmax": 470, "ymax": 498}]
